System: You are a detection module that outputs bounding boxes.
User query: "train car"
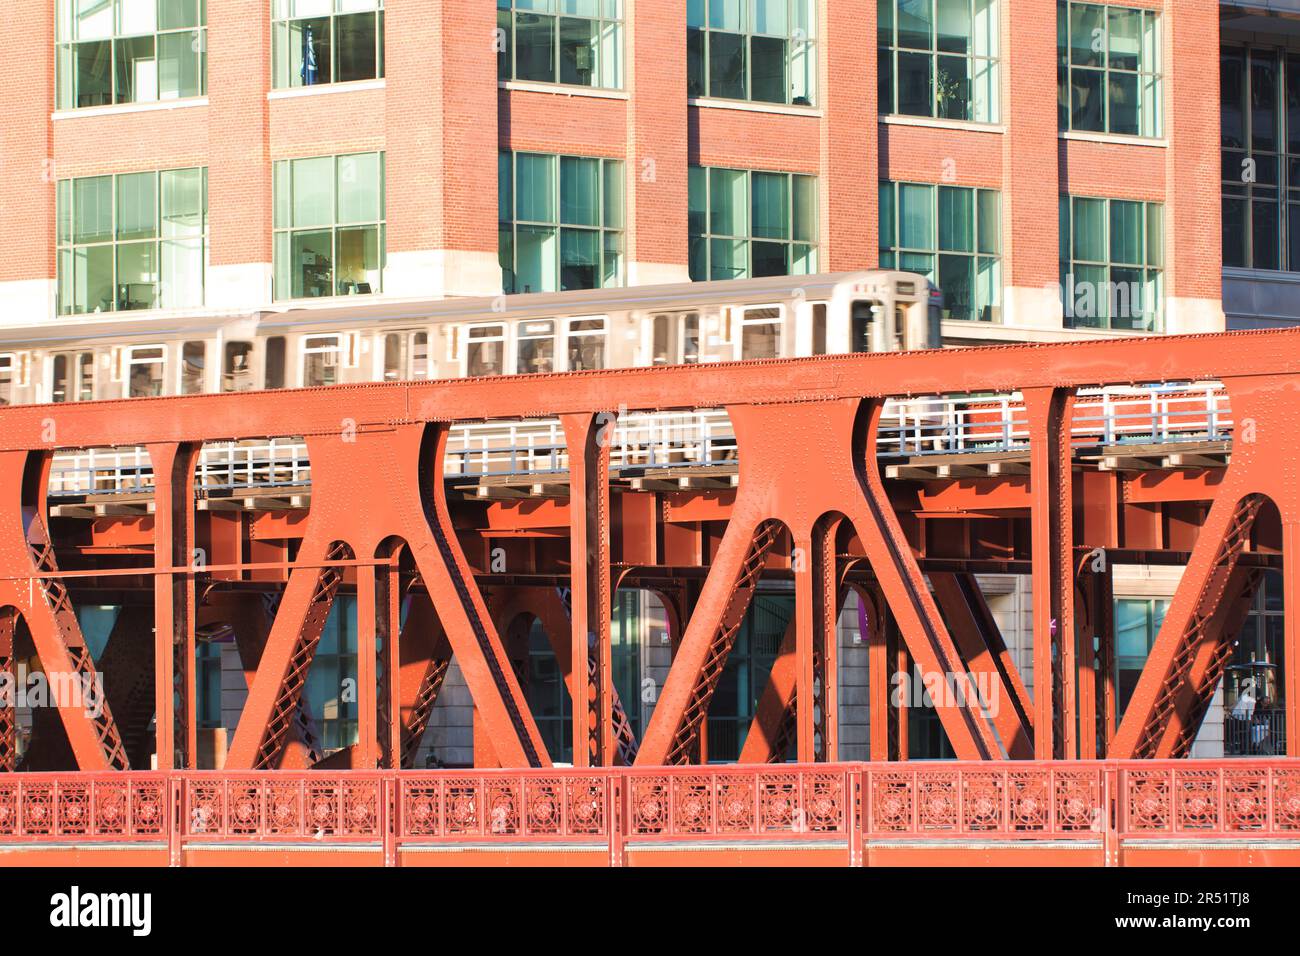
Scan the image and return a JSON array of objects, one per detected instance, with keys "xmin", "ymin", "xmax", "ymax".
[{"xmin": 0, "ymin": 271, "xmax": 940, "ymax": 405}]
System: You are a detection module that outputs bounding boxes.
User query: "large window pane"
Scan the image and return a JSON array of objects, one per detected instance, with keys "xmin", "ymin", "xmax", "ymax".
[
  {"xmin": 516, "ymin": 13, "xmax": 557, "ymax": 82},
  {"xmin": 292, "ymin": 156, "xmax": 335, "ymax": 228},
  {"xmin": 751, "ymin": 172, "xmax": 789, "ymax": 240},
  {"xmin": 709, "ymin": 31, "xmax": 746, "ymax": 99},
  {"xmin": 116, "ymin": 172, "xmax": 157, "ymax": 241},
  {"xmin": 291, "ymin": 230, "xmax": 334, "ymax": 298},
  {"xmin": 336, "ymin": 11, "xmax": 378, "ymax": 83}
]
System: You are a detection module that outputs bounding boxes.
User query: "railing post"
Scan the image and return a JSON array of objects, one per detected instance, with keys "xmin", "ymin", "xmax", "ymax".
[
  {"xmin": 848, "ymin": 767, "xmax": 864, "ymax": 867},
  {"xmin": 169, "ymin": 774, "xmax": 184, "ymax": 868},
  {"xmin": 1104, "ymin": 765, "xmax": 1120, "ymax": 867},
  {"xmin": 384, "ymin": 776, "xmax": 399, "ymax": 868},
  {"xmin": 608, "ymin": 771, "xmax": 626, "ymax": 868}
]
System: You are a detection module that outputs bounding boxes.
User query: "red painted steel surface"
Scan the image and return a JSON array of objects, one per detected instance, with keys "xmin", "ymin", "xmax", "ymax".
[
  {"xmin": 0, "ymin": 327, "xmax": 1296, "ymax": 866},
  {"xmin": 0, "ymin": 762, "xmax": 1297, "ymax": 866}
]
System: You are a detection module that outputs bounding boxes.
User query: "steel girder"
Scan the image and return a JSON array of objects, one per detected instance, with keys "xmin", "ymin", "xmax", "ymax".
[{"xmin": 0, "ymin": 330, "xmax": 1298, "ymax": 769}]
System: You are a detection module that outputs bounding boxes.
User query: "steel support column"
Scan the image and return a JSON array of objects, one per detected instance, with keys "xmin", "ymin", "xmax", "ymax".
[
  {"xmin": 562, "ymin": 412, "xmax": 615, "ymax": 767},
  {"xmin": 148, "ymin": 442, "xmax": 199, "ymax": 771},
  {"xmin": 1025, "ymin": 387, "xmax": 1077, "ymax": 760}
]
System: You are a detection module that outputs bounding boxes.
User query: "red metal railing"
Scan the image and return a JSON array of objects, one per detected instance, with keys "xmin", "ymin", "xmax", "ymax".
[
  {"xmin": 0, "ymin": 773, "xmax": 168, "ymax": 842},
  {"xmin": 1, "ymin": 761, "xmax": 1298, "ymax": 855}
]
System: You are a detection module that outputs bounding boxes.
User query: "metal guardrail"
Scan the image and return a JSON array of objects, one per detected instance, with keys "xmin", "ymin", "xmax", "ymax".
[
  {"xmin": 1, "ymin": 761, "xmax": 1297, "ymax": 851},
  {"xmin": 43, "ymin": 382, "xmax": 1232, "ymax": 497}
]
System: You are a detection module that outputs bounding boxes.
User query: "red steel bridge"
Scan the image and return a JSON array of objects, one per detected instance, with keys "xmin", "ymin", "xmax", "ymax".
[{"xmin": 0, "ymin": 329, "xmax": 1299, "ymax": 866}]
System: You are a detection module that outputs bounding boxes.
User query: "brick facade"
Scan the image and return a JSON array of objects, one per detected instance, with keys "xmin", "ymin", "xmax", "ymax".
[{"xmin": 0, "ymin": 0, "xmax": 1225, "ymax": 331}]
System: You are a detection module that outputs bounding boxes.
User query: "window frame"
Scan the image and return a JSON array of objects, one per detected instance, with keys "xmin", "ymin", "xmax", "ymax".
[
  {"xmin": 689, "ymin": 165, "xmax": 819, "ymax": 282},
  {"xmin": 56, "ymin": 0, "xmax": 208, "ymax": 110},
  {"xmin": 499, "ymin": 151, "xmax": 626, "ymax": 295},
  {"xmin": 1057, "ymin": 1, "xmax": 1162, "ymax": 138},
  {"xmin": 463, "ymin": 322, "xmax": 507, "ymax": 378},
  {"xmin": 56, "ymin": 166, "xmax": 209, "ymax": 317},
  {"xmin": 301, "ymin": 333, "xmax": 345, "ymax": 387},
  {"xmin": 1060, "ymin": 194, "xmax": 1165, "ymax": 332},
  {"xmin": 124, "ymin": 343, "xmax": 167, "ymax": 398},
  {"xmin": 497, "ymin": 0, "xmax": 624, "ymax": 91},
  {"xmin": 877, "ymin": 0, "xmax": 1000, "ymax": 123},
  {"xmin": 1221, "ymin": 44, "xmax": 1300, "ymax": 273},
  {"xmin": 687, "ymin": 0, "xmax": 818, "ymax": 107},
  {"xmin": 272, "ymin": 151, "xmax": 386, "ymax": 302},
  {"xmin": 563, "ymin": 315, "xmax": 608, "ymax": 371},
  {"xmin": 272, "ymin": 0, "xmax": 385, "ymax": 90},
  {"xmin": 878, "ymin": 179, "xmax": 1002, "ymax": 323}
]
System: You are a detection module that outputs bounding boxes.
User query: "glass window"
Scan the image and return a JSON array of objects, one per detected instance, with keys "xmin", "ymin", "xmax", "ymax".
[
  {"xmin": 302, "ymin": 334, "xmax": 343, "ymax": 387},
  {"xmin": 1114, "ymin": 598, "xmax": 1168, "ymax": 720},
  {"xmin": 264, "ymin": 336, "xmax": 287, "ymax": 389},
  {"xmin": 465, "ymin": 323, "xmax": 505, "ymax": 377},
  {"xmin": 1221, "ymin": 47, "xmax": 1300, "ymax": 273},
  {"xmin": 273, "ymin": 152, "xmax": 385, "ymax": 300},
  {"xmin": 381, "ymin": 329, "xmax": 428, "ymax": 381},
  {"xmin": 126, "ymin": 345, "xmax": 166, "ymax": 397},
  {"xmin": 51, "ymin": 351, "xmax": 96, "ymax": 402},
  {"xmin": 57, "ymin": 167, "xmax": 207, "ymax": 316},
  {"xmin": 652, "ymin": 312, "xmax": 701, "ymax": 365},
  {"xmin": 739, "ymin": 305, "xmax": 781, "ymax": 359},
  {"xmin": 223, "ymin": 341, "xmax": 255, "ymax": 392},
  {"xmin": 566, "ymin": 317, "xmax": 607, "ymax": 371},
  {"xmin": 500, "ymin": 151, "xmax": 624, "ymax": 294},
  {"xmin": 689, "ymin": 0, "xmax": 816, "ymax": 105},
  {"xmin": 517, "ymin": 319, "xmax": 556, "ymax": 374},
  {"xmin": 181, "ymin": 340, "xmax": 205, "ymax": 393},
  {"xmin": 273, "ymin": 0, "xmax": 384, "ymax": 88},
  {"xmin": 498, "ymin": 0, "xmax": 623, "ymax": 90},
  {"xmin": 56, "ymin": 0, "xmax": 206, "ymax": 109},
  {"xmin": 1057, "ymin": 2, "xmax": 1161, "ymax": 137},
  {"xmin": 690, "ymin": 166, "xmax": 818, "ymax": 280},
  {"xmin": 0, "ymin": 354, "xmax": 13, "ymax": 406},
  {"xmin": 879, "ymin": 180, "xmax": 1001, "ymax": 321},
  {"xmin": 879, "ymin": 0, "xmax": 998, "ymax": 122},
  {"xmin": 1060, "ymin": 194, "xmax": 1163, "ymax": 331}
]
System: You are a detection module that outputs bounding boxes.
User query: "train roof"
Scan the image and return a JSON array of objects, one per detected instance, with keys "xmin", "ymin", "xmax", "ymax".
[{"xmin": 0, "ymin": 271, "xmax": 931, "ymax": 347}]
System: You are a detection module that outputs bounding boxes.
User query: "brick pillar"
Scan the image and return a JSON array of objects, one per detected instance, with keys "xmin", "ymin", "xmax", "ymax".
[
  {"xmin": 1164, "ymin": 0, "xmax": 1223, "ymax": 334},
  {"xmin": 822, "ymin": 0, "xmax": 877, "ymax": 271},
  {"xmin": 0, "ymin": 4, "xmax": 55, "ymax": 325},
  {"xmin": 207, "ymin": 1, "xmax": 273, "ymax": 309},
  {"xmin": 627, "ymin": 0, "xmax": 690, "ymax": 285},
  {"xmin": 1001, "ymin": 0, "xmax": 1061, "ymax": 330},
  {"xmin": 384, "ymin": 0, "xmax": 501, "ymax": 298}
]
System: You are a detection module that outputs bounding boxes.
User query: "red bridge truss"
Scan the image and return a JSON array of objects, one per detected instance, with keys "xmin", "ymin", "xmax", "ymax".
[{"xmin": 0, "ymin": 328, "xmax": 1298, "ymax": 865}]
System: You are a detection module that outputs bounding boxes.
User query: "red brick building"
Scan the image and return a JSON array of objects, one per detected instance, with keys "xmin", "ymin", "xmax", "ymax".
[{"xmin": 0, "ymin": 0, "xmax": 1290, "ymax": 350}]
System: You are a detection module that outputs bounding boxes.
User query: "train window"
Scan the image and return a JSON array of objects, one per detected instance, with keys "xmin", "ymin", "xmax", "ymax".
[
  {"xmin": 412, "ymin": 332, "xmax": 429, "ymax": 378},
  {"xmin": 739, "ymin": 306, "xmax": 781, "ymax": 360},
  {"xmin": 566, "ymin": 317, "xmax": 607, "ymax": 371},
  {"xmin": 851, "ymin": 301, "xmax": 881, "ymax": 353},
  {"xmin": 265, "ymin": 336, "xmax": 286, "ymax": 389},
  {"xmin": 0, "ymin": 354, "xmax": 12, "ymax": 406},
  {"xmin": 811, "ymin": 303, "xmax": 827, "ymax": 354},
  {"xmin": 224, "ymin": 342, "xmax": 255, "ymax": 392},
  {"xmin": 466, "ymin": 324, "xmax": 506, "ymax": 377},
  {"xmin": 126, "ymin": 346, "xmax": 165, "ymax": 398},
  {"xmin": 303, "ymin": 335, "xmax": 343, "ymax": 387},
  {"xmin": 182, "ymin": 341, "xmax": 206, "ymax": 394},
  {"xmin": 382, "ymin": 331, "xmax": 428, "ymax": 381},
  {"xmin": 52, "ymin": 351, "xmax": 95, "ymax": 402},
  {"xmin": 383, "ymin": 333, "xmax": 407, "ymax": 381},
  {"xmin": 517, "ymin": 321, "xmax": 555, "ymax": 374},
  {"xmin": 652, "ymin": 312, "xmax": 701, "ymax": 365}
]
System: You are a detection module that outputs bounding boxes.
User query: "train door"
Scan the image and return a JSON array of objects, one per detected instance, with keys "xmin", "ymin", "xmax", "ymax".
[
  {"xmin": 651, "ymin": 312, "xmax": 701, "ymax": 365},
  {"xmin": 850, "ymin": 300, "xmax": 885, "ymax": 352},
  {"xmin": 50, "ymin": 351, "xmax": 95, "ymax": 402}
]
